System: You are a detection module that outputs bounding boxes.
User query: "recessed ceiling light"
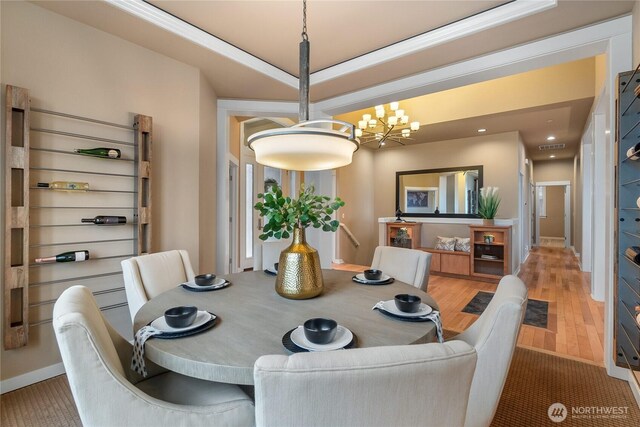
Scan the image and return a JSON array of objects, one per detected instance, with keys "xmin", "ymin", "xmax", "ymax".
[
  {"xmin": 477, "ymin": 128, "xmax": 486, "ymax": 133},
  {"xmin": 546, "ymin": 136, "xmax": 556, "ymax": 141},
  {"xmin": 605, "ymin": 130, "xmax": 611, "ymax": 134},
  {"xmin": 549, "ymin": 155, "xmax": 556, "ymax": 158}
]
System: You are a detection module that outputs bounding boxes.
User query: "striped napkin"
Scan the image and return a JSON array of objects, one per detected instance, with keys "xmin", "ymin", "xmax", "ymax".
[
  {"xmin": 131, "ymin": 326, "xmax": 163, "ymax": 377},
  {"xmin": 372, "ymin": 301, "xmax": 444, "ymax": 343}
]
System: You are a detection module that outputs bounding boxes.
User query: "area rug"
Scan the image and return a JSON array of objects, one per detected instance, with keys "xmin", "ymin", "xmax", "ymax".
[{"xmin": 462, "ymin": 290, "xmax": 549, "ymax": 328}]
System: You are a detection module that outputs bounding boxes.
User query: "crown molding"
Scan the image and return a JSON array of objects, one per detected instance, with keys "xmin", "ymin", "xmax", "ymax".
[
  {"xmin": 104, "ymin": 0, "xmax": 557, "ymax": 89},
  {"xmin": 310, "ymin": 0, "xmax": 558, "ymax": 85},
  {"xmin": 104, "ymin": 0, "xmax": 299, "ymax": 89}
]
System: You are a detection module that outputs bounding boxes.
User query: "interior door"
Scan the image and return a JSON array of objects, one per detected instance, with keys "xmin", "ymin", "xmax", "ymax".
[{"xmin": 239, "ymin": 118, "xmax": 290, "ymax": 271}]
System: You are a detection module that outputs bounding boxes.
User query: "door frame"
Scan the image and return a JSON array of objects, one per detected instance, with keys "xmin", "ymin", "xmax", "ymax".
[
  {"xmin": 534, "ymin": 181, "xmax": 571, "ymax": 248},
  {"xmin": 228, "ymin": 157, "xmax": 239, "ymax": 273}
]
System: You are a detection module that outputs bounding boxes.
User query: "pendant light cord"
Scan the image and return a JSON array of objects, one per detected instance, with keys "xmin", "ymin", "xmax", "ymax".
[{"xmin": 302, "ymin": 0, "xmax": 308, "ymax": 41}]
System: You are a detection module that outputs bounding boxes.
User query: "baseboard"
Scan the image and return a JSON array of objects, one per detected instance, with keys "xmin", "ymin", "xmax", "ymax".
[
  {"xmin": 629, "ymin": 370, "xmax": 640, "ymax": 407},
  {"xmin": 0, "ymin": 362, "xmax": 65, "ymax": 394}
]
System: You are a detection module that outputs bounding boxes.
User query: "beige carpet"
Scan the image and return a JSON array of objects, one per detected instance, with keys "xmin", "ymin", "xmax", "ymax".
[
  {"xmin": 1, "ymin": 347, "xmax": 638, "ymax": 426},
  {"xmin": 0, "ymin": 375, "xmax": 81, "ymax": 427}
]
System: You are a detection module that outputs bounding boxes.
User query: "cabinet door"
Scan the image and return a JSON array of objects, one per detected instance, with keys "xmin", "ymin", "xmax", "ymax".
[
  {"xmin": 441, "ymin": 253, "xmax": 470, "ymax": 276},
  {"xmin": 430, "ymin": 253, "xmax": 441, "ymax": 272}
]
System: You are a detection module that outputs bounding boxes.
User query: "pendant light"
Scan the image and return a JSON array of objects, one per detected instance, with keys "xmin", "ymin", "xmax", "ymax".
[{"xmin": 248, "ymin": 0, "xmax": 359, "ymax": 171}]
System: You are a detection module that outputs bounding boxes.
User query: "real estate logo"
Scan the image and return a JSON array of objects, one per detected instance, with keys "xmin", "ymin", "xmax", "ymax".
[{"xmin": 548, "ymin": 403, "xmax": 568, "ymax": 423}]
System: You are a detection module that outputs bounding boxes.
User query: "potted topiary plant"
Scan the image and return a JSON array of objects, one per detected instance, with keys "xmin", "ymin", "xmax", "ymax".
[{"xmin": 254, "ymin": 184, "xmax": 345, "ymax": 299}]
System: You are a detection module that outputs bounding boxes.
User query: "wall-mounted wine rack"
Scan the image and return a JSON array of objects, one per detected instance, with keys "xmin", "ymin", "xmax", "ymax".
[
  {"xmin": 3, "ymin": 85, "xmax": 152, "ymax": 349},
  {"xmin": 614, "ymin": 66, "xmax": 640, "ymax": 374}
]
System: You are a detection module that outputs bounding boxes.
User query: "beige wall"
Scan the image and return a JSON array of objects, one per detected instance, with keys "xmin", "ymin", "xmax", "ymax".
[
  {"xmin": 540, "ymin": 186, "xmax": 565, "ymax": 238},
  {"xmin": 336, "ymin": 148, "xmax": 376, "ymax": 266},
  {"xmin": 337, "ymin": 132, "xmax": 520, "ymax": 264},
  {"xmin": 0, "ymin": 1, "xmax": 217, "ymax": 381},
  {"xmin": 199, "ymin": 73, "xmax": 217, "ymax": 272},
  {"xmin": 633, "ymin": 1, "xmax": 640, "ymax": 67}
]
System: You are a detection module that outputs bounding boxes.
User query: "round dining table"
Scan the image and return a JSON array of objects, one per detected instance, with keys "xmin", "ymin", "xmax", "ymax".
[{"xmin": 134, "ymin": 269, "xmax": 439, "ymax": 385}]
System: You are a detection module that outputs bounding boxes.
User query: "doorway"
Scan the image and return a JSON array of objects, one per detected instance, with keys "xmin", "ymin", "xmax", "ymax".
[{"xmin": 534, "ymin": 181, "xmax": 571, "ymax": 248}]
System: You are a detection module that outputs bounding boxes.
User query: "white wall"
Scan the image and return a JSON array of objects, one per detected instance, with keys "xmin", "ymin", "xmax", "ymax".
[{"xmin": 0, "ymin": 1, "xmax": 217, "ymax": 387}]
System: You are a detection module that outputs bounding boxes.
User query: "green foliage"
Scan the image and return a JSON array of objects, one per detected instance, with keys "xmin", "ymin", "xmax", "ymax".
[
  {"xmin": 254, "ymin": 184, "xmax": 345, "ymax": 241},
  {"xmin": 478, "ymin": 186, "xmax": 501, "ymax": 219}
]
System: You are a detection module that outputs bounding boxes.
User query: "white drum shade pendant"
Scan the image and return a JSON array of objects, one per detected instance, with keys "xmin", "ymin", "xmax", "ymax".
[{"xmin": 248, "ymin": 0, "xmax": 358, "ymax": 171}]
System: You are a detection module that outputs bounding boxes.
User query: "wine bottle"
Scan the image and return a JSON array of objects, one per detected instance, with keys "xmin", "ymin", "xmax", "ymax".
[
  {"xmin": 74, "ymin": 147, "xmax": 121, "ymax": 159},
  {"xmin": 627, "ymin": 143, "xmax": 640, "ymax": 160},
  {"xmin": 35, "ymin": 250, "xmax": 90, "ymax": 264},
  {"xmin": 37, "ymin": 181, "xmax": 89, "ymax": 191},
  {"xmin": 81, "ymin": 216, "xmax": 126, "ymax": 225}
]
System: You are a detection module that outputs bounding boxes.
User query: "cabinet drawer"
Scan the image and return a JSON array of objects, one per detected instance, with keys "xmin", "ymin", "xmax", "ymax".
[{"xmin": 441, "ymin": 253, "xmax": 470, "ymax": 276}]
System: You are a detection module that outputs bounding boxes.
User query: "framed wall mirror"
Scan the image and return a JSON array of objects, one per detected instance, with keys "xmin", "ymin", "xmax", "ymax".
[{"xmin": 396, "ymin": 166, "xmax": 483, "ymax": 218}]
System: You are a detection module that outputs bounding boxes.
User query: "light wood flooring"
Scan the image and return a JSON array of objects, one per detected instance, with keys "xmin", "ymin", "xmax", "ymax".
[{"xmin": 334, "ymin": 246, "xmax": 605, "ymax": 365}]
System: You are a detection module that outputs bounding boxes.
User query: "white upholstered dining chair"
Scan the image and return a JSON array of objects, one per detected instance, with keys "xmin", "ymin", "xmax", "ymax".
[
  {"xmin": 53, "ymin": 285, "xmax": 255, "ymax": 427},
  {"xmin": 121, "ymin": 250, "xmax": 195, "ymax": 320},
  {"xmin": 451, "ymin": 275, "xmax": 528, "ymax": 427},
  {"xmin": 254, "ymin": 340, "xmax": 477, "ymax": 427},
  {"xmin": 371, "ymin": 246, "xmax": 432, "ymax": 291}
]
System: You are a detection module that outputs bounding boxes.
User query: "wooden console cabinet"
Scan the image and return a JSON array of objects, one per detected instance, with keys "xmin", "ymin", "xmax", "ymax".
[{"xmin": 386, "ymin": 222, "xmax": 421, "ymax": 249}]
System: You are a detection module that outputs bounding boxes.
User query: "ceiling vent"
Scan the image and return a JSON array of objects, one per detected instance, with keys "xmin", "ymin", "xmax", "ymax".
[{"xmin": 538, "ymin": 143, "xmax": 565, "ymax": 151}]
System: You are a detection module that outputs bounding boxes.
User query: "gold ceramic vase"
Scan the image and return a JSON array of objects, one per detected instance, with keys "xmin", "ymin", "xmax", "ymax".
[{"xmin": 275, "ymin": 226, "xmax": 324, "ymax": 299}]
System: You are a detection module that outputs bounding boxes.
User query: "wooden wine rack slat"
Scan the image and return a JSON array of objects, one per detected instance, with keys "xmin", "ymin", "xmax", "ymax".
[
  {"xmin": 4, "ymin": 85, "xmax": 30, "ymax": 349},
  {"xmin": 134, "ymin": 114, "xmax": 152, "ymax": 255}
]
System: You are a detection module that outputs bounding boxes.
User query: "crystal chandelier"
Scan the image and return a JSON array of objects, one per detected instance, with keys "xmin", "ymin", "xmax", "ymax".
[
  {"xmin": 356, "ymin": 102, "xmax": 420, "ymax": 148},
  {"xmin": 248, "ymin": 0, "xmax": 359, "ymax": 171}
]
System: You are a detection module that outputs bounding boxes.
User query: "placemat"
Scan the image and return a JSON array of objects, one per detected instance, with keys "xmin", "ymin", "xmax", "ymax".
[{"xmin": 282, "ymin": 328, "xmax": 357, "ymax": 353}]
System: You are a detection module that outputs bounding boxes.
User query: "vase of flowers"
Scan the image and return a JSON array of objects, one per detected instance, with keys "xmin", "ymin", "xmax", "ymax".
[
  {"xmin": 478, "ymin": 186, "xmax": 501, "ymax": 225},
  {"xmin": 254, "ymin": 184, "xmax": 345, "ymax": 299}
]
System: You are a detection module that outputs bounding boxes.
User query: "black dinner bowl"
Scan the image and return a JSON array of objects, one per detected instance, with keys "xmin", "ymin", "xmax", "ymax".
[
  {"xmin": 164, "ymin": 306, "xmax": 198, "ymax": 328},
  {"xmin": 363, "ymin": 269, "xmax": 383, "ymax": 281},
  {"xmin": 303, "ymin": 318, "xmax": 338, "ymax": 344},
  {"xmin": 194, "ymin": 273, "xmax": 216, "ymax": 286},
  {"xmin": 394, "ymin": 294, "xmax": 422, "ymax": 313}
]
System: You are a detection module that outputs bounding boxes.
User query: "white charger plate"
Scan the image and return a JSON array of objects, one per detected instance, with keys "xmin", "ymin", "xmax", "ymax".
[
  {"xmin": 355, "ymin": 273, "xmax": 391, "ymax": 283},
  {"xmin": 150, "ymin": 310, "xmax": 213, "ymax": 333},
  {"xmin": 182, "ymin": 277, "xmax": 228, "ymax": 290},
  {"xmin": 290, "ymin": 325, "xmax": 353, "ymax": 351},
  {"xmin": 381, "ymin": 300, "xmax": 432, "ymax": 318}
]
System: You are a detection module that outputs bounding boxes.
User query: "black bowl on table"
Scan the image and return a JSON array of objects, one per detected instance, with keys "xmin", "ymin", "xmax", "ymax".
[
  {"xmin": 363, "ymin": 269, "xmax": 383, "ymax": 281},
  {"xmin": 194, "ymin": 273, "xmax": 216, "ymax": 286},
  {"xmin": 394, "ymin": 294, "xmax": 422, "ymax": 313},
  {"xmin": 303, "ymin": 318, "xmax": 338, "ymax": 344},
  {"xmin": 164, "ymin": 306, "xmax": 198, "ymax": 328}
]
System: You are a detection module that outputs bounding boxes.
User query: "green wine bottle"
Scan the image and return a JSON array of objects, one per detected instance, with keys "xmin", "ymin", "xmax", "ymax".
[
  {"xmin": 35, "ymin": 250, "xmax": 90, "ymax": 263},
  {"xmin": 74, "ymin": 147, "xmax": 121, "ymax": 159},
  {"xmin": 81, "ymin": 216, "xmax": 126, "ymax": 225}
]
